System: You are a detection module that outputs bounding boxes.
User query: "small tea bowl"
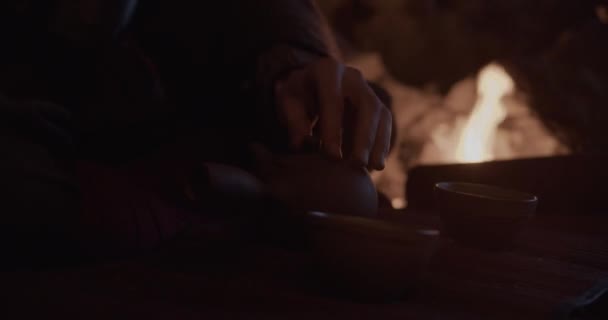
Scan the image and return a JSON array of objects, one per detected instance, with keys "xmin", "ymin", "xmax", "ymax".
[
  {"xmin": 434, "ymin": 182, "xmax": 538, "ymax": 249},
  {"xmin": 305, "ymin": 211, "xmax": 439, "ymax": 301}
]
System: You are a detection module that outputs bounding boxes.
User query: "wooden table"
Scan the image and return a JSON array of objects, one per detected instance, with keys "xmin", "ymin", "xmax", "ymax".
[{"xmin": 2, "ymin": 209, "xmax": 607, "ymax": 319}]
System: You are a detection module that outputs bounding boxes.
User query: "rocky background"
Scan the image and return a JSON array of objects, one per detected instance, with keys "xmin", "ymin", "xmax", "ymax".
[
  {"xmin": 317, "ymin": 0, "xmax": 607, "ymax": 204},
  {"xmin": 319, "ymin": 0, "xmax": 608, "ymax": 149}
]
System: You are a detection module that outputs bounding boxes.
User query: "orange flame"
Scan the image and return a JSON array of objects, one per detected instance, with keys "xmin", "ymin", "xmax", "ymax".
[{"xmin": 455, "ymin": 63, "xmax": 514, "ymax": 163}]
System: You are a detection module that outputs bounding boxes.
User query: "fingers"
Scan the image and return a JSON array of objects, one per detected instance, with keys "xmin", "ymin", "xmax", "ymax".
[
  {"xmin": 343, "ymin": 67, "xmax": 384, "ymax": 168},
  {"xmin": 314, "ymin": 58, "xmax": 345, "ymax": 159},
  {"xmin": 276, "ymin": 57, "xmax": 391, "ymax": 170},
  {"xmin": 275, "ymin": 74, "xmax": 314, "ymax": 149},
  {"xmin": 368, "ymin": 107, "xmax": 392, "ymax": 170}
]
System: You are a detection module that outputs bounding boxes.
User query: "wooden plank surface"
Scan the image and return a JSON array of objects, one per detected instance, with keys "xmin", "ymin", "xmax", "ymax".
[{"xmin": 2, "ymin": 209, "xmax": 607, "ymax": 319}]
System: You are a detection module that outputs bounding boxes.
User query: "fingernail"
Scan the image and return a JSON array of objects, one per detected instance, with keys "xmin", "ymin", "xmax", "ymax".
[
  {"xmin": 361, "ymin": 149, "xmax": 371, "ymax": 165},
  {"xmin": 349, "ymin": 151, "xmax": 369, "ymax": 168},
  {"xmin": 380, "ymin": 151, "xmax": 388, "ymax": 167},
  {"xmin": 324, "ymin": 143, "xmax": 342, "ymax": 159},
  {"xmin": 368, "ymin": 160, "xmax": 385, "ymax": 171},
  {"xmin": 376, "ymin": 159, "xmax": 386, "ymax": 170}
]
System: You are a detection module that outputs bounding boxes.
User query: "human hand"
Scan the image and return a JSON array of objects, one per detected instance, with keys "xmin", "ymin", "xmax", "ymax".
[{"xmin": 275, "ymin": 57, "xmax": 392, "ymax": 170}]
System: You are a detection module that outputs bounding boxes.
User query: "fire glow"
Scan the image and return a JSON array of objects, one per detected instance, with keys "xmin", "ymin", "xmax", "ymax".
[
  {"xmin": 418, "ymin": 61, "xmax": 565, "ymax": 166},
  {"xmin": 455, "ymin": 63, "xmax": 514, "ymax": 163},
  {"xmin": 364, "ymin": 57, "xmax": 567, "ymax": 209}
]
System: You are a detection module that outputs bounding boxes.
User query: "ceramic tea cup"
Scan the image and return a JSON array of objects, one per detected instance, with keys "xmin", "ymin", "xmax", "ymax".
[
  {"xmin": 434, "ymin": 182, "xmax": 538, "ymax": 249},
  {"xmin": 305, "ymin": 211, "xmax": 439, "ymax": 301}
]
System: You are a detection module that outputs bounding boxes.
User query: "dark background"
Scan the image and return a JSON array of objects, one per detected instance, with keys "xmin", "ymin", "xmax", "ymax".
[{"xmin": 319, "ymin": 0, "xmax": 608, "ymax": 152}]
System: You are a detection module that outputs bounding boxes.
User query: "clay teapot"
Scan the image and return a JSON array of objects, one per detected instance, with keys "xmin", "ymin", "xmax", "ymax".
[{"xmin": 251, "ymin": 145, "xmax": 378, "ymax": 218}]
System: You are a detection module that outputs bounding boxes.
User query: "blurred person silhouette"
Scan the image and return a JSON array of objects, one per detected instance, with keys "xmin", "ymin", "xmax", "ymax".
[{"xmin": 0, "ymin": 0, "xmax": 392, "ymax": 268}]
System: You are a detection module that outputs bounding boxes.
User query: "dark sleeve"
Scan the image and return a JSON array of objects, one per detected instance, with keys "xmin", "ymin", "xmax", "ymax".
[
  {"xmin": 133, "ymin": 0, "xmax": 340, "ymax": 152},
  {"xmin": 0, "ymin": 94, "xmax": 197, "ymax": 266},
  {"xmin": 0, "ymin": 94, "xmax": 81, "ymax": 268},
  {"xmin": 222, "ymin": 0, "xmax": 342, "ymax": 151},
  {"xmin": 219, "ymin": 0, "xmax": 340, "ymax": 62}
]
